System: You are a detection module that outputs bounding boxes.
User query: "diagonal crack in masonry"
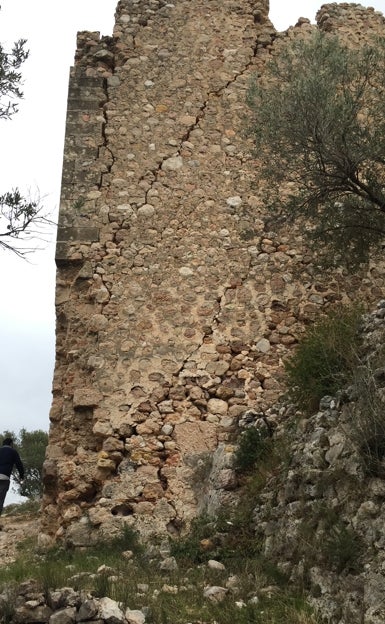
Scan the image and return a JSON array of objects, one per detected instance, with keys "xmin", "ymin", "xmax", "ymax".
[
  {"xmin": 166, "ymin": 35, "xmax": 270, "ymax": 378},
  {"xmin": 172, "ymin": 253, "xmax": 253, "ymax": 382},
  {"xmin": 95, "ymin": 1, "xmax": 180, "ymax": 192},
  {"xmin": 94, "ymin": 23, "xmax": 275, "ymax": 377},
  {"xmin": 96, "ymin": 13, "xmax": 277, "ymax": 197},
  {"xmin": 75, "ymin": 15, "xmax": 276, "ymax": 510},
  {"xmin": 138, "ymin": 37, "xmax": 269, "ymax": 204}
]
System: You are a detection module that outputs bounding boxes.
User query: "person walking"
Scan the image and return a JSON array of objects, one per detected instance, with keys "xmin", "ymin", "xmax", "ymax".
[{"xmin": 0, "ymin": 438, "xmax": 25, "ymax": 521}]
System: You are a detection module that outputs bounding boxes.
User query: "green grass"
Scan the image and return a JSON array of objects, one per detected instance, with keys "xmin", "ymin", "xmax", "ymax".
[
  {"xmin": 0, "ymin": 417, "xmax": 320, "ymax": 624},
  {"xmin": 0, "ymin": 509, "xmax": 319, "ymax": 624},
  {"xmin": 234, "ymin": 426, "xmax": 274, "ymax": 473},
  {"xmin": 284, "ymin": 304, "xmax": 363, "ymax": 413},
  {"xmin": 296, "ymin": 504, "xmax": 364, "ymax": 578}
]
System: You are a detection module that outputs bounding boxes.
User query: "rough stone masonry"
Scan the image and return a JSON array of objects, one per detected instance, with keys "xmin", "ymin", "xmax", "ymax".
[{"xmin": 40, "ymin": 1, "xmax": 385, "ymax": 547}]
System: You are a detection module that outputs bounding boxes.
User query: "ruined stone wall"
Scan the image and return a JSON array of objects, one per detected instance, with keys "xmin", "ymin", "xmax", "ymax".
[{"xmin": 40, "ymin": 1, "xmax": 385, "ymax": 547}]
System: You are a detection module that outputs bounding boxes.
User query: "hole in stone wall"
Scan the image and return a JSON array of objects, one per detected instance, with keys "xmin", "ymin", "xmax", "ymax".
[
  {"xmin": 111, "ymin": 504, "xmax": 134, "ymax": 517},
  {"xmin": 158, "ymin": 468, "xmax": 168, "ymax": 491},
  {"xmin": 74, "ymin": 278, "xmax": 90, "ymax": 293},
  {"xmin": 271, "ymin": 299, "xmax": 288, "ymax": 311},
  {"xmin": 73, "ymin": 407, "xmax": 94, "ymax": 418},
  {"xmin": 166, "ymin": 518, "xmax": 183, "ymax": 536},
  {"xmin": 75, "ymin": 484, "xmax": 97, "ymax": 503}
]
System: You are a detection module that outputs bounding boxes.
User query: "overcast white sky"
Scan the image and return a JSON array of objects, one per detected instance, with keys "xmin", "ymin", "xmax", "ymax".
[{"xmin": 0, "ymin": 0, "xmax": 384, "ymax": 442}]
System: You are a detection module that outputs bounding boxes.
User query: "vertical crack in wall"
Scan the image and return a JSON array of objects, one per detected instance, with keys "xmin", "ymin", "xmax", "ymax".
[
  {"xmin": 93, "ymin": 3, "xmax": 181, "ymax": 192},
  {"xmin": 98, "ymin": 75, "xmax": 115, "ymax": 191},
  {"xmin": 143, "ymin": 27, "xmax": 276, "ymax": 376}
]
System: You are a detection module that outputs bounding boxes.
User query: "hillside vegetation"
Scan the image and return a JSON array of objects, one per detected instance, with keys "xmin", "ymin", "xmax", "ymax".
[{"xmin": 3, "ymin": 302, "xmax": 385, "ymax": 623}]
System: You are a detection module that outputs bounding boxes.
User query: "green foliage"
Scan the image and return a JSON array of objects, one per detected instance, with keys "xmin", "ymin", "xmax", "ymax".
[
  {"xmin": 97, "ymin": 523, "xmax": 144, "ymax": 558},
  {"xmin": 150, "ymin": 589, "xmax": 318, "ymax": 624},
  {"xmin": 348, "ymin": 363, "xmax": 385, "ymax": 477},
  {"xmin": 0, "ymin": 13, "xmax": 51, "ymax": 257},
  {"xmin": 2, "ymin": 499, "xmax": 40, "ymax": 517},
  {"xmin": 1, "ymin": 429, "xmax": 48, "ymax": 499},
  {"xmin": 0, "ymin": 186, "xmax": 51, "ymax": 256},
  {"xmin": 0, "ymin": 34, "xmax": 28, "ymax": 120},
  {"xmin": 234, "ymin": 426, "xmax": 273, "ymax": 473},
  {"xmin": 171, "ymin": 441, "xmax": 287, "ymax": 571},
  {"xmin": 248, "ymin": 31, "xmax": 385, "ymax": 268},
  {"xmin": 285, "ymin": 305, "xmax": 363, "ymax": 412},
  {"xmin": 298, "ymin": 505, "xmax": 364, "ymax": 576},
  {"xmin": 0, "ymin": 504, "xmax": 320, "ymax": 624},
  {"xmin": 0, "ymin": 189, "xmax": 42, "ymax": 250},
  {"xmin": 169, "ymin": 514, "xmax": 216, "ymax": 564},
  {"xmin": 167, "ymin": 510, "xmax": 313, "ymax": 623},
  {"xmin": 322, "ymin": 522, "xmax": 364, "ymax": 574},
  {"xmin": 0, "ymin": 585, "xmax": 17, "ymax": 624},
  {"xmin": 71, "ymin": 197, "xmax": 86, "ymax": 210}
]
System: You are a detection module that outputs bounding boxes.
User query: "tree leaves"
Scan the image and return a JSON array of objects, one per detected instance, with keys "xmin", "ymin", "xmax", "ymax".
[{"xmin": 248, "ymin": 32, "xmax": 385, "ymax": 269}]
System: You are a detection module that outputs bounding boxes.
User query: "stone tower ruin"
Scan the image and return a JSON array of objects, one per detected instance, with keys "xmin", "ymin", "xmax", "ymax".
[{"xmin": 40, "ymin": 1, "xmax": 385, "ymax": 547}]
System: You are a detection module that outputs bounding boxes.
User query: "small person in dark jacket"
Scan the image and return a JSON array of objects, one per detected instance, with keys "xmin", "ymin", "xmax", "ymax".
[{"xmin": 0, "ymin": 438, "xmax": 25, "ymax": 518}]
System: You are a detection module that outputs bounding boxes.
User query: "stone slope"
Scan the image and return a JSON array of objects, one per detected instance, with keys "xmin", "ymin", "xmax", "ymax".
[
  {"xmin": 252, "ymin": 301, "xmax": 385, "ymax": 624},
  {"xmin": 0, "ymin": 511, "xmax": 39, "ymax": 567}
]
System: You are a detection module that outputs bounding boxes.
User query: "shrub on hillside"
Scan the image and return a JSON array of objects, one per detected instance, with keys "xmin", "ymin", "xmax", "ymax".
[
  {"xmin": 234, "ymin": 426, "xmax": 273, "ymax": 473},
  {"xmin": 348, "ymin": 363, "xmax": 385, "ymax": 477},
  {"xmin": 285, "ymin": 305, "xmax": 363, "ymax": 412},
  {"xmin": 247, "ymin": 31, "xmax": 385, "ymax": 269}
]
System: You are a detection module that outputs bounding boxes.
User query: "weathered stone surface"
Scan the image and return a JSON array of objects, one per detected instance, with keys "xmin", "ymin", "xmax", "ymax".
[
  {"xmin": 208, "ymin": 560, "xmax": 226, "ymax": 571},
  {"xmin": 49, "ymin": 607, "xmax": 77, "ymax": 624},
  {"xmin": 159, "ymin": 557, "xmax": 178, "ymax": 572},
  {"xmin": 73, "ymin": 389, "xmax": 103, "ymax": 408},
  {"xmin": 173, "ymin": 422, "xmax": 218, "ymax": 455},
  {"xmin": 252, "ymin": 302, "xmax": 385, "ymax": 624},
  {"xmin": 43, "ymin": 0, "xmax": 385, "ymax": 559},
  {"xmin": 125, "ymin": 610, "xmax": 146, "ymax": 624},
  {"xmin": 203, "ymin": 585, "xmax": 228, "ymax": 602},
  {"xmin": 97, "ymin": 598, "xmax": 125, "ymax": 624},
  {"xmin": 14, "ymin": 604, "xmax": 53, "ymax": 623},
  {"xmin": 77, "ymin": 600, "xmax": 99, "ymax": 621}
]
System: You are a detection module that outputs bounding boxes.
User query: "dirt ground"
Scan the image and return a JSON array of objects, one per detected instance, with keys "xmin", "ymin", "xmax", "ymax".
[{"xmin": 0, "ymin": 509, "xmax": 40, "ymax": 566}]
